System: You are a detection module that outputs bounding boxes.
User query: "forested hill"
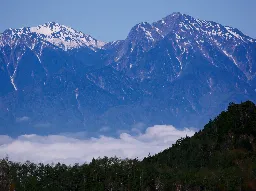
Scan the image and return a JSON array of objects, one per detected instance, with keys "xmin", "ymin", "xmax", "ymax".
[
  {"xmin": 1, "ymin": 101, "xmax": 256, "ymax": 190},
  {"xmin": 143, "ymin": 100, "xmax": 256, "ymax": 190}
]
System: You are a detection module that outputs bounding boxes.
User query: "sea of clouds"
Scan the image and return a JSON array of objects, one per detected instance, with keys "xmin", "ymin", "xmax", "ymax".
[{"xmin": 0, "ymin": 125, "xmax": 196, "ymax": 164}]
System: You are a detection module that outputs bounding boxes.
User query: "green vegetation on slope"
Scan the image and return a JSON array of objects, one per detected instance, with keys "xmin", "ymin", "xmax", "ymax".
[{"xmin": 1, "ymin": 101, "xmax": 256, "ymax": 191}]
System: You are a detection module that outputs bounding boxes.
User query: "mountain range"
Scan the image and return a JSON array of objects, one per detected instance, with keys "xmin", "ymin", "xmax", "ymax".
[{"xmin": 0, "ymin": 12, "xmax": 256, "ymax": 136}]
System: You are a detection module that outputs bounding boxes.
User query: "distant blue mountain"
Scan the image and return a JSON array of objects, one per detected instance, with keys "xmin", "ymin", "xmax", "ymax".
[{"xmin": 0, "ymin": 13, "xmax": 256, "ymax": 136}]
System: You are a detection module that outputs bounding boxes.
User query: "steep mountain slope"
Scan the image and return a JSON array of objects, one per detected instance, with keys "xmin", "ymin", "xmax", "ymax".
[
  {"xmin": 0, "ymin": 22, "xmax": 105, "ymax": 93},
  {"xmin": 0, "ymin": 23, "xmax": 130, "ymax": 135},
  {"xmin": 107, "ymin": 13, "xmax": 256, "ymax": 80},
  {"xmin": 0, "ymin": 13, "xmax": 256, "ymax": 135},
  {"xmin": 103, "ymin": 12, "xmax": 256, "ymax": 128}
]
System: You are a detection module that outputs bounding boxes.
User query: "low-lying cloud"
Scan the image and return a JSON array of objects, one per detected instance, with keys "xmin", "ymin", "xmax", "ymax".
[
  {"xmin": 0, "ymin": 125, "xmax": 196, "ymax": 164},
  {"xmin": 16, "ymin": 116, "xmax": 30, "ymax": 123}
]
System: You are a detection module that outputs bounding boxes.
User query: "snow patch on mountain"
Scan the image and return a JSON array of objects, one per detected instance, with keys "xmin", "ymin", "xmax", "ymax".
[
  {"xmin": 1, "ymin": 22, "xmax": 106, "ymax": 51},
  {"xmin": 30, "ymin": 22, "xmax": 106, "ymax": 50}
]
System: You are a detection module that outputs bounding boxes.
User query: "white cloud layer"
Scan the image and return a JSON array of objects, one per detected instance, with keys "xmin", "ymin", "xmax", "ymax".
[
  {"xmin": 0, "ymin": 125, "xmax": 195, "ymax": 164},
  {"xmin": 16, "ymin": 116, "xmax": 30, "ymax": 123}
]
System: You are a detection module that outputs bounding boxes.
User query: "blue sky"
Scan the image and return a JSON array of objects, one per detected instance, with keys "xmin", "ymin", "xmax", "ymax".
[{"xmin": 1, "ymin": 0, "xmax": 255, "ymax": 42}]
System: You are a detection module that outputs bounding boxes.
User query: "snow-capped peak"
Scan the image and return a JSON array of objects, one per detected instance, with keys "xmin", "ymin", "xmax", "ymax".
[
  {"xmin": 30, "ymin": 22, "xmax": 66, "ymax": 36},
  {"xmin": 1, "ymin": 22, "xmax": 106, "ymax": 51},
  {"xmin": 29, "ymin": 22, "xmax": 82, "ymax": 38}
]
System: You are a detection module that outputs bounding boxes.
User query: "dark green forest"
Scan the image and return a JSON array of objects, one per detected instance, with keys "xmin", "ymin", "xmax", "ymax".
[{"xmin": 1, "ymin": 101, "xmax": 256, "ymax": 191}]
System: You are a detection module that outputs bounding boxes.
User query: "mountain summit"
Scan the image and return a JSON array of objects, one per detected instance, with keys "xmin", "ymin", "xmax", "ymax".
[
  {"xmin": 1, "ymin": 22, "xmax": 105, "ymax": 51},
  {"xmin": 0, "ymin": 13, "xmax": 256, "ymax": 135}
]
